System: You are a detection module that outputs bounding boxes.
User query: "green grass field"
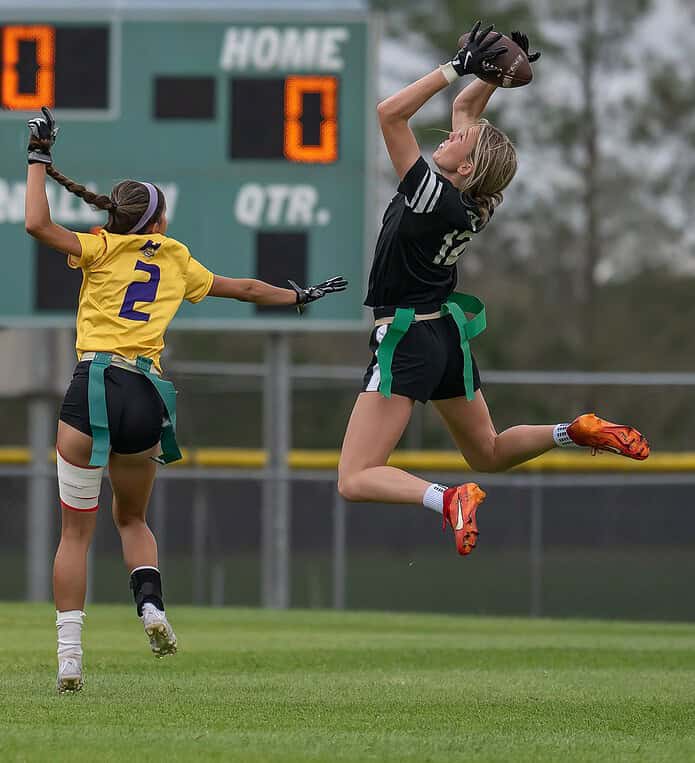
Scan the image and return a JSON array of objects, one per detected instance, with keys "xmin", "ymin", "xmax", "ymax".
[{"xmin": 1, "ymin": 605, "xmax": 694, "ymax": 763}]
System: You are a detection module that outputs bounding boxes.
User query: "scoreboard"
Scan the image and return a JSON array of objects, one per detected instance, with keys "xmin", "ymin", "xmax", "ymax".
[{"xmin": 0, "ymin": 4, "xmax": 374, "ymax": 330}]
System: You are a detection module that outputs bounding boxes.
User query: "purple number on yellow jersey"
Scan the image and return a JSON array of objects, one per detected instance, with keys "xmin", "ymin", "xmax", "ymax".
[{"xmin": 69, "ymin": 230, "xmax": 213, "ymax": 371}]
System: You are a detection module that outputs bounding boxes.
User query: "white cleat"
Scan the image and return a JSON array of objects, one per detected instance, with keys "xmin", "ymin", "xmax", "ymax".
[
  {"xmin": 57, "ymin": 655, "xmax": 83, "ymax": 694},
  {"xmin": 141, "ymin": 603, "xmax": 177, "ymax": 658}
]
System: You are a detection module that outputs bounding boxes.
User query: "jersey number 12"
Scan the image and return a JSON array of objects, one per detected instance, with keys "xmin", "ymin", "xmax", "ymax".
[{"xmin": 433, "ymin": 229, "xmax": 472, "ymax": 267}]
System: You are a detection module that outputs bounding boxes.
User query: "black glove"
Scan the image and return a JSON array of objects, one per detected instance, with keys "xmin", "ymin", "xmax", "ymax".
[
  {"xmin": 451, "ymin": 21, "xmax": 508, "ymax": 77},
  {"xmin": 510, "ymin": 31, "xmax": 541, "ymax": 63},
  {"xmin": 27, "ymin": 106, "xmax": 58, "ymax": 165},
  {"xmin": 288, "ymin": 276, "xmax": 348, "ymax": 314}
]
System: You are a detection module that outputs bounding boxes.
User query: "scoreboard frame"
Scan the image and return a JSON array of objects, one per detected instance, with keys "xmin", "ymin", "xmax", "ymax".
[
  {"xmin": 0, "ymin": 2, "xmax": 377, "ymax": 333},
  {"xmin": 0, "ymin": 18, "xmax": 122, "ymax": 121}
]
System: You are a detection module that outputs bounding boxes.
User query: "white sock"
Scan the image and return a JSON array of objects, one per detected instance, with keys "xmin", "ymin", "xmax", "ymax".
[
  {"xmin": 553, "ymin": 423, "xmax": 579, "ymax": 448},
  {"xmin": 422, "ymin": 483, "xmax": 448, "ymax": 514},
  {"xmin": 141, "ymin": 602, "xmax": 165, "ymax": 616},
  {"xmin": 56, "ymin": 610, "xmax": 85, "ymax": 659}
]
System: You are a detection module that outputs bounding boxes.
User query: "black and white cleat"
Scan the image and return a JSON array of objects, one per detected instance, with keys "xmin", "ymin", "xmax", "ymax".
[{"xmin": 141, "ymin": 603, "xmax": 177, "ymax": 658}]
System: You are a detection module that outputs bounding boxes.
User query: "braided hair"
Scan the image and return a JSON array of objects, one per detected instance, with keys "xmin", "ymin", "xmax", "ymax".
[{"xmin": 46, "ymin": 166, "xmax": 165, "ymax": 234}]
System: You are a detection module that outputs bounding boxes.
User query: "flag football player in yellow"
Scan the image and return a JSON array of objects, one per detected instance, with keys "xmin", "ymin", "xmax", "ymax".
[
  {"xmin": 338, "ymin": 24, "xmax": 649, "ymax": 557},
  {"xmin": 24, "ymin": 108, "xmax": 347, "ymax": 693}
]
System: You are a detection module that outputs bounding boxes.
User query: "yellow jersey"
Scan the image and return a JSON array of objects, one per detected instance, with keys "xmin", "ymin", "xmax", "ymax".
[{"xmin": 68, "ymin": 230, "xmax": 214, "ymax": 371}]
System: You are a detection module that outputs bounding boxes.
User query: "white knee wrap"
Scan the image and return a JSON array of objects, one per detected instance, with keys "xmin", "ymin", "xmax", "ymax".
[{"xmin": 56, "ymin": 450, "xmax": 104, "ymax": 512}]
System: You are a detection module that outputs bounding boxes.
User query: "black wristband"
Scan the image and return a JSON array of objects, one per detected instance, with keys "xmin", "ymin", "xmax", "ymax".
[
  {"xmin": 28, "ymin": 151, "xmax": 52, "ymax": 165},
  {"xmin": 27, "ymin": 138, "xmax": 52, "ymax": 165}
]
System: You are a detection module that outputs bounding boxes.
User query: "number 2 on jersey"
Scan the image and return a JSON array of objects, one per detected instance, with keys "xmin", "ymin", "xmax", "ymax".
[{"xmin": 118, "ymin": 261, "xmax": 160, "ymax": 322}]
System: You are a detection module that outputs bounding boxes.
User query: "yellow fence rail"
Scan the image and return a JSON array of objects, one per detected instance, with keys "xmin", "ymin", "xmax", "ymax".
[{"xmin": 1, "ymin": 447, "xmax": 694, "ymax": 472}]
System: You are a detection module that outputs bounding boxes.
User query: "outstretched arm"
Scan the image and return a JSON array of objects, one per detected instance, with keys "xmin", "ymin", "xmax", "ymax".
[
  {"xmin": 208, "ymin": 276, "xmax": 297, "ymax": 306},
  {"xmin": 377, "ymin": 70, "xmax": 451, "ymax": 180},
  {"xmin": 208, "ymin": 275, "xmax": 347, "ymax": 312},
  {"xmin": 25, "ymin": 164, "xmax": 81, "ymax": 256},
  {"xmin": 451, "ymin": 79, "xmax": 497, "ymax": 133},
  {"xmin": 24, "ymin": 108, "xmax": 81, "ymax": 257},
  {"xmin": 377, "ymin": 21, "xmax": 507, "ymax": 179}
]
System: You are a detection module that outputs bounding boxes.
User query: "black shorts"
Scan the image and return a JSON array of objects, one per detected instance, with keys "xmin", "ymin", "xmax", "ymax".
[
  {"xmin": 59, "ymin": 361, "xmax": 166, "ymax": 455},
  {"xmin": 361, "ymin": 315, "xmax": 481, "ymax": 403}
]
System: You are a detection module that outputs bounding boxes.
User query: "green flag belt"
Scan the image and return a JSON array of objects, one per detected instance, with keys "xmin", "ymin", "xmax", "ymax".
[
  {"xmin": 84, "ymin": 352, "xmax": 182, "ymax": 467},
  {"xmin": 374, "ymin": 292, "xmax": 486, "ymax": 402}
]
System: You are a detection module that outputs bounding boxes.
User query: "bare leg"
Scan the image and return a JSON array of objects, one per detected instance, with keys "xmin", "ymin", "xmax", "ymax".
[
  {"xmin": 434, "ymin": 391, "xmax": 556, "ymax": 473},
  {"xmin": 110, "ymin": 447, "xmax": 176, "ymax": 655},
  {"xmin": 54, "ymin": 422, "xmax": 99, "ymax": 611},
  {"xmin": 338, "ymin": 392, "xmax": 431, "ymax": 504},
  {"xmin": 54, "ymin": 509, "xmax": 97, "ymax": 611},
  {"xmin": 109, "ymin": 447, "xmax": 158, "ymax": 571}
]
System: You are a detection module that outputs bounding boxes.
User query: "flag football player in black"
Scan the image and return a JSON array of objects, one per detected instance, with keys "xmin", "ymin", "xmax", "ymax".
[{"xmin": 338, "ymin": 23, "xmax": 649, "ymax": 556}]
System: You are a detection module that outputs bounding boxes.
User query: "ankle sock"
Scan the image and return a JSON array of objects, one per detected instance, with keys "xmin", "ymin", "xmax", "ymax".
[
  {"xmin": 130, "ymin": 566, "xmax": 164, "ymax": 616},
  {"xmin": 422, "ymin": 483, "xmax": 448, "ymax": 514},
  {"xmin": 56, "ymin": 610, "xmax": 85, "ymax": 658},
  {"xmin": 553, "ymin": 423, "xmax": 579, "ymax": 448}
]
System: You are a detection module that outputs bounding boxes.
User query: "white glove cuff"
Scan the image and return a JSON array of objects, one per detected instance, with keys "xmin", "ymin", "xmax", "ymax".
[{"xmin": 439, "ymin": 62, "xmax": 459, "ymax": 85}]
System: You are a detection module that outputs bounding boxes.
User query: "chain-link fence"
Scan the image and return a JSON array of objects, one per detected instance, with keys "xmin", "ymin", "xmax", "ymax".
[
  {"xmin": 2, "ymin": 463, "xmax": 693, "ymax": 621},
  {"xmin": 3, "ymin": 335, "xmax": 694, "ymax": 622}
]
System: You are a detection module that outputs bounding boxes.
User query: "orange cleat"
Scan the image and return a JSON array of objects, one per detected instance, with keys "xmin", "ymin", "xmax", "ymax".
[
  {"xmin": 442, "ymin": 483, "xmax": 487, "ymax": 556},
  {"xmin": 567, "ymin": 413, "xmax": 650, "ymax": 460}
]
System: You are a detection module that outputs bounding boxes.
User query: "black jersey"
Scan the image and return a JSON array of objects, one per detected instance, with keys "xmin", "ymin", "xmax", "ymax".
[{"xmin": 365, "ymin": 156, "xmax": 485, "ymax": 309}]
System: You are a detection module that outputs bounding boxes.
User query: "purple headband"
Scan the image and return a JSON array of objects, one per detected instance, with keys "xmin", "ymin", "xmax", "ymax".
[{"xmin": 126, "ymin": 182, "xmax": 160, "ymax": 234}]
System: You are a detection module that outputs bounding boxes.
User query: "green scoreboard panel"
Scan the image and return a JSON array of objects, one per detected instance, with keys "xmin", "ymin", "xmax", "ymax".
[{"xmin": 0, "ymin": 5, "xmax": 374, "ymax": 329}]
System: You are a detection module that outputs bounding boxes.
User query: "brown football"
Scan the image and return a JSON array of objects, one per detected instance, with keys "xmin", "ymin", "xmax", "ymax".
[{"xmin": 457, "ymin": 32, "xmax": 533, "ymax": 88}]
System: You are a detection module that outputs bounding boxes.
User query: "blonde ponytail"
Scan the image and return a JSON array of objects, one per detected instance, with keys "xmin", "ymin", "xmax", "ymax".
[{"xmin": 458, "ymin": 120, "xmax": 517, "ymax": 228}]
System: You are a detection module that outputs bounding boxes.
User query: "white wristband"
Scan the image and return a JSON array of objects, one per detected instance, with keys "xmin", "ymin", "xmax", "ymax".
[{"xmin": 439, "ymin": 62, "xmax": 459, "ymax": 85}]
